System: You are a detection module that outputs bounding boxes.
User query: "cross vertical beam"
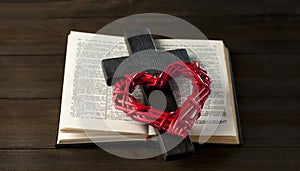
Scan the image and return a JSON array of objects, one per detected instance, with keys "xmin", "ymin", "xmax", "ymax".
[{"xmin": 102, "ymin": 28, "xmax": 194, "ymax": 161}]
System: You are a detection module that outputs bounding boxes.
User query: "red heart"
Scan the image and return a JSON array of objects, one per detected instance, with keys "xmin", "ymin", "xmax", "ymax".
[{"xmin": 113, "ymin": 61, "xmax": 211, "ymax": 138}]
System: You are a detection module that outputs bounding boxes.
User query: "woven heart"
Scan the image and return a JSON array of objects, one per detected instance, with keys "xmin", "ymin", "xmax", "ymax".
[{"xmin": 112, "ymin": 61, "xmax": 211, "ymax": 138}]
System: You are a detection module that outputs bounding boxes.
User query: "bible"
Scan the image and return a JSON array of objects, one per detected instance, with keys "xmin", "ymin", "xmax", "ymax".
[{"xmin": 56, "ymin": 31, "xmax": 242, "ymax": 146}]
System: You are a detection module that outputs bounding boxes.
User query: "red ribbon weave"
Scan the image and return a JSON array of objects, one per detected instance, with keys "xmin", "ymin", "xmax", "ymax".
[{"xmin": 112, "ymin": 61, "xmax": 211, "ymax": 138}]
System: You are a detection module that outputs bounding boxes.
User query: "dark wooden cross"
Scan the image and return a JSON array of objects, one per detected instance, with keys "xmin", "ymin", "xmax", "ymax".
[{"xmin": 102, "ymin": 28, "xmax": 194, "ymax": 161}]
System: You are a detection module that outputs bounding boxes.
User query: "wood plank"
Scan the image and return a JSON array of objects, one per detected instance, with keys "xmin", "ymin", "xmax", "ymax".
[
  {"xmin": 0, "ymin": 99, "xmax": 299, "ymax": 148},
  {"xmin": 1, "ymin": 0, "xmax": 300, "ymax": 18},
  {"xmin": 231, "ymin": 54, "xmax": 300, "ymax": 97},
  {"xmin": 0, "ymin": 55, "xmax": 64, "ymax": 99},
  {"xmin": 238, "ymin": 97, "xmax": 300, "ymax": 147},
  {"xmin": 1, "ymin": 54, "xmax": 299, "ymax": 99},
  {"xmin": 0, "ymin": 148, "xmax": 298, "ymax": 170},
  {"xmin": 1, "ymin": 17, "xmax": 300, "ymax": 55},
  {"xmin": 0, "ymin": 100, "xmax": 59, "ymax": 148}
]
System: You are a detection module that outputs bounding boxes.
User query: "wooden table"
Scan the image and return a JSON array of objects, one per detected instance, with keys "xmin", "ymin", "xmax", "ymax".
[{"xmin": 0, "ymin": 0, "xmax": 299, "ymax": 170}]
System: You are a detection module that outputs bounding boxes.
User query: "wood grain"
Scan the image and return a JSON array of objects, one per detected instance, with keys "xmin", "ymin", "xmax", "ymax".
[
  {"xmin": 1, "ymin": 0, "xmax": 300, "ymax": 18},
  {"xmin": 0, "ymin": 148, "xmax": 299, "ymax": 170},
  {"xmin": 1, "ymin": 17, "xmax": 300, "ymax": 55}
]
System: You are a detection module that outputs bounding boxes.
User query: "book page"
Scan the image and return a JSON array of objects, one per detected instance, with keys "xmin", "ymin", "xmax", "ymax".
[
  {"xmin": 58, "ymin": 31, "xmax": 147, "ymax": 136},
  {"xmin": 182, "ymin": 40, "xmax": 235, "ymax": 137},
  {"xmin": 149, "ymin": 40, "xmax": 236, "ymax": 138}
]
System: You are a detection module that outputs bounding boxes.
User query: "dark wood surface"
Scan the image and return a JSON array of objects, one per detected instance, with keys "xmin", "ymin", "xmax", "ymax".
[{"xmin": 0, "ymin": 0, "xmax": 299, "ymax": 170}]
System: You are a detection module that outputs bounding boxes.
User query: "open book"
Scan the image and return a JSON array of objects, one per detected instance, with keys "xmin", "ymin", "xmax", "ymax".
[{"xmin": 56, "ymin": 31, "xmax": 242, "ymax": 145}]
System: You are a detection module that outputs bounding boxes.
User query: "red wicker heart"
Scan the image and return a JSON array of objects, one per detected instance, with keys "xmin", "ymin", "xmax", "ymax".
[{"xmin": 112, "ymin": 61, "xmax": 211, "ymax": 138}]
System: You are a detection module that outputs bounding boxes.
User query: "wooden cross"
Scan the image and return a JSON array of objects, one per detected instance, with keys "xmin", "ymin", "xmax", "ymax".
[{"xmin": 102, "ymin": 28, "xmax": 194, "ymax": 161}]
